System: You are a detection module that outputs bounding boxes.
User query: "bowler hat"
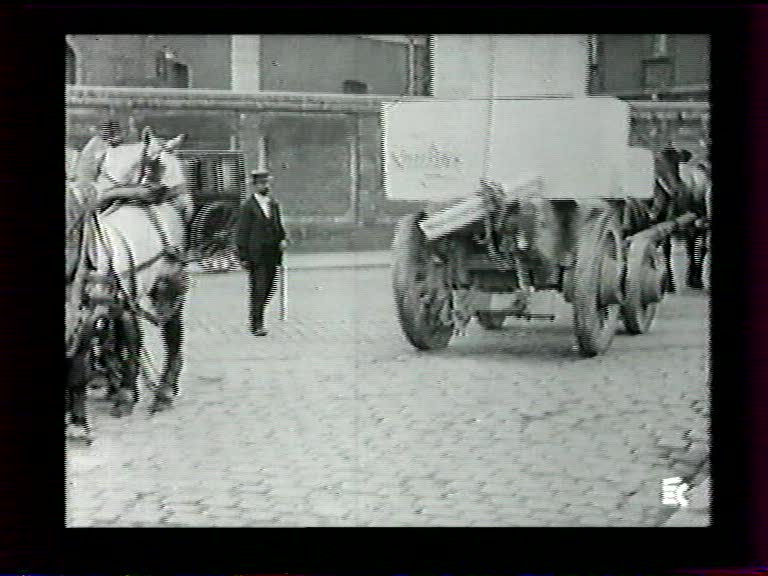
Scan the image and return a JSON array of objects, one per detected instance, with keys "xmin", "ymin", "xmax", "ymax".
[{"xmin": 251, "ymin": 169, "xmax": 272, "ymax": 180}]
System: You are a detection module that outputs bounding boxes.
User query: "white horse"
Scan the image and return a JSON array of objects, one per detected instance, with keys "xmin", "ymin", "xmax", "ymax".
[{"xmin": 66, "ymin": 126, "xmax": 193, "ymax": 442}]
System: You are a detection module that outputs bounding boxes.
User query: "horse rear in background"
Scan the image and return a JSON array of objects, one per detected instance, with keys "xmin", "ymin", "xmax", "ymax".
[
  {"xmin": 66, "ymin": 127, "xmax": 193, "ymax": 443},
  {"xmin": 678, "ymin": 156, "xmax": 711, "ymax": 289}
]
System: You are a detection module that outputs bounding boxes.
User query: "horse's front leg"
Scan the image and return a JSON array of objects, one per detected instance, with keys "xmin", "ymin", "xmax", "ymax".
[
  {"xmin": 686, "ymin": 229, "xmax": 705, "ymax": 289},
  {"xmin": 110, "ymin": 311, "xmax": 141, "ymax": 418},
  {"xmin": 149, "ymin": 308, "xmax": 183, "ymax": 414},
  {"xmin": 66, "ymin": 351, "xmax": 93, "ymax": 444},
  {"xmin": 662, "ymin": 236, "xmax": 676, "ymax": 294}
]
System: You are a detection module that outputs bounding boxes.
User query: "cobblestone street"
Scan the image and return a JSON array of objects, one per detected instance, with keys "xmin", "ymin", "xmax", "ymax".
[{"xmin": 66, "ymin": 245, "xmax": 710, "ymax": 527}]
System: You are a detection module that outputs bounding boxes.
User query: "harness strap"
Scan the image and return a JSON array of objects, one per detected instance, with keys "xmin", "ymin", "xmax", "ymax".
[
  {"xmin": 111, "ymin": 222, "xmax": 138, "ymax": 301},
  {"xmin": 143, "ymin": 205, "xmax": 172, "ymax": 253}
]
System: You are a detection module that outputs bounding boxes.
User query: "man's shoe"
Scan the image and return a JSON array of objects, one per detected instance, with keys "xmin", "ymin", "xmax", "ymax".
[{"xmin": 251, "ymin": 328, "xmax": 268, "ymax": 337}]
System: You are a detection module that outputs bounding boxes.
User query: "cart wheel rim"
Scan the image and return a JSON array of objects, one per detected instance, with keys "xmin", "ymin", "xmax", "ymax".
[
  {"xmin": 392, "ymin": 214, "xmax": 453, "ymax": 350},
  {"xmin": 622, "ymin": 235, "xmax": 663, "ymax": 334},
  {"xmin": 573, "ymin": 210, "xmax": 623, "ymax": 356}
]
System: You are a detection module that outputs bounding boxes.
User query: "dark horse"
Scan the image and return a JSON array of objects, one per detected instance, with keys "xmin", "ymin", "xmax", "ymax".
[
  {"xmin": 654, "ymin": 147, "xmax": 711, "ymax": 292},
  {"xmin": 623, "ymin": 146, "xmax": 710, "ymax": 294},
  {"xmin": 66, "ymin": 127, "xmax": 192, "ymax": 443}
]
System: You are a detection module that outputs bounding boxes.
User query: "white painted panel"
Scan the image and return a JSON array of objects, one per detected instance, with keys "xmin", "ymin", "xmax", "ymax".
[
  {"xmin": 382, "ymin": 99, "xmax": 485, "ymax": 202},
  {"xmin": 487, "ymin": 98, "xmax": 630, "ymax": 200},
  {"xmin": 382, "ymin": 97, "xmax": 653, "ymax": 201},
  {"xmin": 622, "ymin": 147, "xmax": 656, "ymax": 198},
  {"xmin": 231, "ymin": 35, "xmax": 261, "ymax": 92}
]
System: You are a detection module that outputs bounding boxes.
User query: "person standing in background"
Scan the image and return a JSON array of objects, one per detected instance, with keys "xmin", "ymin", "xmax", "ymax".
[
  {"xmin": 236, "ymin": 169, "xmax": 288, "ymax": 336},
  {"xmin": 76, "ymin": 120, "xmax": 124, "ymax": 189}
]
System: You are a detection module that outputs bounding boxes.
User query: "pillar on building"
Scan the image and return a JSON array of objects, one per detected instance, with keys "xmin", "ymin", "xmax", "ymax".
[{"xmin": 231, "ymin": 35, "xmax": 262, "ymax": 92}]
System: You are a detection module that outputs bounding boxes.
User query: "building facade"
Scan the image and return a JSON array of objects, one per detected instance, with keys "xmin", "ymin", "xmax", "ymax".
[
  {"xmin": 588, "ymin": 34, "xmax": 709, "ymax": 101},
  {"xmin": 66, "ymin": 35, "xmax": 232, "ymax": 89},
  {"xmin": 66, "ymin": 34, "xmax": 709, "ymax": 244},
  {"xmin": 66, "ymin": 34, "xmax": 430, "ymax": 96}
]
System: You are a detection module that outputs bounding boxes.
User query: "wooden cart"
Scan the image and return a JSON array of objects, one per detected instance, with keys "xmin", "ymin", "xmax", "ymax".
[{"xmin": 383, "ymin": 97, "xmax": 698, "ymax": 357}]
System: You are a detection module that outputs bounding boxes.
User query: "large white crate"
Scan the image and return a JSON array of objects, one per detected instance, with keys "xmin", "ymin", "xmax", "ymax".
[{"xmin": 382, "ymin": 97, "xmax": 654, "ymax": 202}]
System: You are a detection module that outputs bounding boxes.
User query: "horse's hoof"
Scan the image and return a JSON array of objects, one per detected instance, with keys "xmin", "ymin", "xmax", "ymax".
[
  {"xmin": 110, "ymin": 402, "xmax": 134, "ymax": 418},
  {"xmin": 66, "ymin": 424, "xmax": 93, "ymax": 446},
  {"xmin": 148, "ymin": 397, "xmax": 173, "ymax": 414}
]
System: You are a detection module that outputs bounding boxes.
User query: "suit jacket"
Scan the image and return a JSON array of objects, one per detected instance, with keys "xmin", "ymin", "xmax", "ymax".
[{"xmin": 235, "ymin": 194, "xmax": 286, "ymax": 266}]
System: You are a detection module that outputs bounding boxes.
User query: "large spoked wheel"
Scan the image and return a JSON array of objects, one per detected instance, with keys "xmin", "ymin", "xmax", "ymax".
[
  {"xmin": 190, "ymin": 202, "xmax": 239, "ymax": 272},
  {"xmin": 476, "ymin": 312, "xmax": 506, "ymax": 330},
  {"xmin": 572, "ymin": 210, "xmax": 624, "ymax": 357},
  {"xmin": 622, "ymin": 235, "xmax": 665, "ymax": 334},
  {"xmin": 392, "ymin": 213, "xmax": 453, "ymax": 351}
]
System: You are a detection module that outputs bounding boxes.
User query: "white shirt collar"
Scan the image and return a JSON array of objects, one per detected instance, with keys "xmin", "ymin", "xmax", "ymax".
[{"xmin": 253, "ymin": 193, "xmax": 271, "ymax": 215}]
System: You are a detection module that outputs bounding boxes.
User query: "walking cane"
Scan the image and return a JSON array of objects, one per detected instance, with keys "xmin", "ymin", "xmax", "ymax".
[{"xmin": 279, "ymin": 262, "xmax": 287, "ymax": 321}]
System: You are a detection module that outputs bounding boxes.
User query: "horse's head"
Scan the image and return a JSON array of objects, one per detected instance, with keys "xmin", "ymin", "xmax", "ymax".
[
  {"xmin": 654, "ymin": 146, "xmax": 709, "ymax": 220},
  {"xmin": 99, "ymin": 126, "xmax": 187, "ymax": 190},
  {"xmin": 657, "ymin": 147, "xmax": 688, "ymax": 180}
]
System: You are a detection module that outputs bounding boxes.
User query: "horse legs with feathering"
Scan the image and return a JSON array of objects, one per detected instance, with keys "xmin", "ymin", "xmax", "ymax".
[{"xmin": 66, "ymin": 127, "xmax": 192, "ymax": 439}]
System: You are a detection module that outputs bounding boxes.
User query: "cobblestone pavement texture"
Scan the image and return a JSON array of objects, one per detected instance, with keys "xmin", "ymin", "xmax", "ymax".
[{"xmin": 66, "ymin": 243, "xmax": 710, "ymax": 527}]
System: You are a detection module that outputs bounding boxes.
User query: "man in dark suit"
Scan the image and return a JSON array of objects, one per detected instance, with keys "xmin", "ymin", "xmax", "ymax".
[{"xmin": 236, "ymin": 169, "xmax": 288, "ymax": 336}]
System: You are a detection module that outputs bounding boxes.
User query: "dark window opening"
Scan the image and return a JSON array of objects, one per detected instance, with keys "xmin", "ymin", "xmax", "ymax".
[
  {"xmin": 643, "ymin": 59, "xmax": 674, "ymax": 90},
  {"xmin": 343, "ymin": 80, "xmax": 368, "ymax": 94},
  {"xmin": 171, "ymin": 62, "xmax": 189, "ymax": 88},
  {"xmin": 66, "ymin": 43, "xmax": 76, "ymax": 84},
  {"xmin": 156, "ymin": 49, "xmax": 189, "ymax": 88}
]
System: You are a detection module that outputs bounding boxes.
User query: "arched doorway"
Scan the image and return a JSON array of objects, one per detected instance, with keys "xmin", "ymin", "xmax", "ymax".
[{"xmin": 66, "ymin": 42, "xmax": 76, "ymax": 84}]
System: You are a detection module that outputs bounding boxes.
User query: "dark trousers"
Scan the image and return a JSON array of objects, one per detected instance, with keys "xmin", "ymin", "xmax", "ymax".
[{"xmin": 247, "ymin": 263, "xmax": 278, "ymax": 330}]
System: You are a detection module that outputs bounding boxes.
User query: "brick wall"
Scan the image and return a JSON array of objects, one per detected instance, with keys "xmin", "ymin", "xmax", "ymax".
[
  {"xmin": 260, "ymin": 35, "xmax": 410, "ymax": 95},
  {"xmin": 67, "ymin": 35, "xmax": 231, "ymax": 89},
  {"xmin": 592, "ymin": 34, "xmax": 709, "ymax": 98}
]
